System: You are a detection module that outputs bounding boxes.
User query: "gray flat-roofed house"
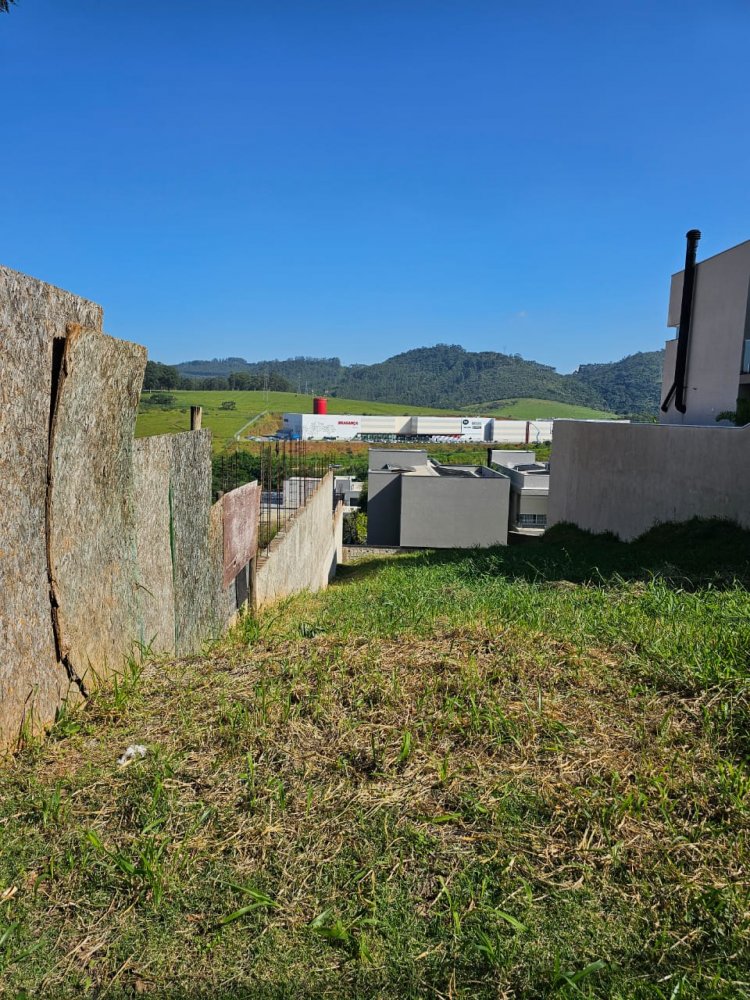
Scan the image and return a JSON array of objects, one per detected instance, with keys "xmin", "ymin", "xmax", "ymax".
[
  {"xmin": 490, "ymin": 450, "xmax": 550, "ymax": 534},
  {"xmin": 367, "ymin": 449, "xmax": 510, "ymax": 547}
]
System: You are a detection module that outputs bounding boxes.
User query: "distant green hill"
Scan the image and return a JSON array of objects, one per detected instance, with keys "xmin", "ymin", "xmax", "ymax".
[
  {"xmin": 568, "ymin": 351, "xmax": 665, "ymax": 416},
  {"xmin": 175, "ymin": 344, "xmax": 664, "ymax": 416},
  {"xmin": 462, "ymin": 398, "xmax": 616, "ymax": 420}
]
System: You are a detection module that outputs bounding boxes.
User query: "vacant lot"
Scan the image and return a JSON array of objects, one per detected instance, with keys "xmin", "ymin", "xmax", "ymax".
[{"xmin": 1, "ymin": 522, "xmax": 748, "ymax": 998}]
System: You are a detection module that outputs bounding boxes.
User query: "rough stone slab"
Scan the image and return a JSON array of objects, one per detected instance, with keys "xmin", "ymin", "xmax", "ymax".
[
  {"xmin": 48, "ymin": 326, "xmax": 146, "ymax": 687},
  {"xmin": 169, "ymin": 431, "xmax": 215, "ymax": 655},
  {"xmin": 0, "ymin": 267, "xmax": 103, "ymax": 746},
  {"xmin": 222, "ymin": 481, "xmax": 260, "ymax": 587},
  {"xmin": 210, "ymin": 501, "xmax": 238, "ymax": 630},
  {"xmin": 132, "ymin": 436, "xmax": 176, "ymax": 653}
]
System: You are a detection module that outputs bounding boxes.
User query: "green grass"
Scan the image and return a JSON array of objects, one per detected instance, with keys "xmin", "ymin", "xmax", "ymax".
[
  {"xmin": 463, "ymin": 397, "xmax": 618, "ymax": 420},
  {"xmin": 136, "ymin": 391, "xmax": 457, "ymax": 452},
  {"xmin": 1, "ymin": 519, "xmax": 749, "ymax": 997}
]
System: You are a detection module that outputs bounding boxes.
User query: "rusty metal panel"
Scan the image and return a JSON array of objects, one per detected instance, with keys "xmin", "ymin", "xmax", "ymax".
[
  {"xmin": 0, "ymin": 268, "xmax": 103, "ymax": 746},
  {"xmin": 169, "ymin": 430, "xmax": 215, "ymax": 655},
  {"xmin": 222, "ymin": 481, "xmax": 260, "ymax": 587},
  {"xmin": 132, "ymin": 435, "xmax": 176, "ymax": 653},
  {"xmin": 48, "ymin": 326, "xmax": 146, "ymax": 688}
]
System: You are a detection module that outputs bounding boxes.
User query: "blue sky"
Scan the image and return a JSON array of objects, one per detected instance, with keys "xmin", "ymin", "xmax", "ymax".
[{"xmin": 1, "ymin": 1, "xmax": 749, "ymax": 372}]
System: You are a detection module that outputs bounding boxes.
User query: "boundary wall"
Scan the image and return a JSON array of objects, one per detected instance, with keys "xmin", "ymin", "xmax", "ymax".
[
  {"xmin": 548, "ymin": 420, "xmax": 750, "ymax": 540},
  {"xmin": 0, "ymin": 267, "xmax": 260, "ymax": 746},
  {"xmin": 254, "ymin": 474, "xmax": 343, "ymax": 608}
]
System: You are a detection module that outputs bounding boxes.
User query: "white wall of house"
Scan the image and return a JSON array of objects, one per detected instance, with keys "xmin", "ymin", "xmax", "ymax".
[
  {"xmin": 548, "ymin": 421, "xmax": 750, "ymax": 540},
  {"xmin": 662, "ymin": 239, "xmax": 750, "ymax": 425}
]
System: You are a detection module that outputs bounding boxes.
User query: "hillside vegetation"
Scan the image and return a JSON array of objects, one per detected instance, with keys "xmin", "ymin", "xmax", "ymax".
[
  {"xmin": 175, "ymin": 345, "xmax": 664, "ymax": 416},
  {"xmin": 1, "ymin": 521, "xmax": 748, "ymax": 998},
  {"xmin": 460, "ymin": 398, "xmax": 616, "ymax": 420}
]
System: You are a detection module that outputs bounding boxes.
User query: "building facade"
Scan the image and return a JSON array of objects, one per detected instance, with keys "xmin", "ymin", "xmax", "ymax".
[
  {"xmin": 548, "ymin": 232, "xmax": 750, "ymax": 540},
  {"xmin": 367, "ymin": 449, "xmax": 510, "ymax": 548},
  {"xmin": 282, "ymin": 412, "xmax": 554, "ymax": 444},
  {"xmin": 661, "ymin": 237, "xmax": 750, "ymax": 426},
  {"xmin": 490, "ymin": 450, "xmax": 550, "ymax": 534}
]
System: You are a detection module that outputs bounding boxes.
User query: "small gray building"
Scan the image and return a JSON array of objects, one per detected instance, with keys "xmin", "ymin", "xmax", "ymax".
[
  {"xmin": 490, "ymin": 450, "xmax": 549, "ymax": 535},
  {"xmin": 367, "ymin": 449, "xmax": 510, "ymax": 548}
]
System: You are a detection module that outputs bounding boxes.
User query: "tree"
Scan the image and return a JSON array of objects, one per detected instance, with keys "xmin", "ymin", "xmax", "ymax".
[
  {"xmin": 143, "ymin": 360, "xmax": 181, "ymax": 390},
  {"xmin": 0, "ymin": 1, "xmax": 17, "ymax": 12}
]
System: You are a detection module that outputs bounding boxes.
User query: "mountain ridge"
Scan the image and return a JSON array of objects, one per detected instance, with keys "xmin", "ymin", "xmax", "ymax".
[{"xmin": 175, "ymin": 343, "xmax": 665, "ymax": 416}]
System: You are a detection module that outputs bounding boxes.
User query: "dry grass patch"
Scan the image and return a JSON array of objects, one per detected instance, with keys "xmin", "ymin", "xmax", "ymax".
[{"xmin": 1, "ymin": 529, "xmax": 750, "ymax": 998}]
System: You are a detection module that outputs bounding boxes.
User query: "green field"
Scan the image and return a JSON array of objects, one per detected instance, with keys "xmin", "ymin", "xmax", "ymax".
[
  {"xmin": 136, "ymin": 391, "xmax": 456, "ymax": 452},
  {"xmin": 462, "ymin": 397, "xmax": 617, "ymax": 420},
  {"xmin": 136, "ymin": 392, "xmax": 617, "ymax": 453},
  {"xmin": 1, "ymin": 521, "xmax": 748, "ymax": 997}
]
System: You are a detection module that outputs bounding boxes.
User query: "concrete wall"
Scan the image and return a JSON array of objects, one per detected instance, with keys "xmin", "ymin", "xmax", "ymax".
[
  {"xmin": 369, "ymin": 448, "xmax": 430, "ymax": 471},
  {"xmin": 662, "ymin": 240, "xmax": 750, "ymax": 425},
  {"xmin": 491, "ymin": 450, "xmax": 537, "ymax": 467},
  {"xmin": 367, "ymin": 471, "xmax": 403, "ymax": 545},
  {"xmin": 548, "ymin": 420, "xmax": 750, "ymax": 540},
  {"xmin": 254, "ymin": 473, "xmax": 342, "ymax": 608},
  {"xmin": 399, "ymin": 476, "xmax": 509, "ymax": 547}
]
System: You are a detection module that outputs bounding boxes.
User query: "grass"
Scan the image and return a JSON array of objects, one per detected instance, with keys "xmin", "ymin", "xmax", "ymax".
[
  {"xmin": 462, "ymin": 398, "xmax": 618, "ymax": 420},
  {"xmin": 1, "ymin": 519, "xmax": 749, "ymax": 997},
  {"xmin": 135, "ymin": 391, "xmax": 458, "ymax": 453}
]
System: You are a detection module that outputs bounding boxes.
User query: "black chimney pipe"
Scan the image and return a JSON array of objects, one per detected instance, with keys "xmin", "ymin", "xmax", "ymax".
[{"xmin": 661, "ymin": 229, "xmax": 701, "ymax": 414}]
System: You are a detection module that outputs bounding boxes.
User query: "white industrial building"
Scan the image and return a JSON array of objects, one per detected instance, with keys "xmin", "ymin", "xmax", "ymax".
[{"xmin": 282, "ymin": 412, "xmax": 555, "ymax": 444}]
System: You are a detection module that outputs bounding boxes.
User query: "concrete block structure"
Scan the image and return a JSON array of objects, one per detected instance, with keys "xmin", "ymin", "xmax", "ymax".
[{"xmin": 367, "ymin": 449, "xmax": 509, "ymax": 548}]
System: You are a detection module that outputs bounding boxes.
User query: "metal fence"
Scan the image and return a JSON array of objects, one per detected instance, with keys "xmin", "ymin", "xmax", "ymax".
[{"xmin": 258, "ymin": 441, "xmax": 330, "ymax": 556}]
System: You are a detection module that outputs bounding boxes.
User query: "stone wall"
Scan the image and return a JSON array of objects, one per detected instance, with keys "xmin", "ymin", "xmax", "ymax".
[
  {"xmin": 1, "ymin": 268, "xmax": 104, "ymax": 744},
  {"xmin": 0, "ymin": 266, "xmax": 261, "ymax": 747}
]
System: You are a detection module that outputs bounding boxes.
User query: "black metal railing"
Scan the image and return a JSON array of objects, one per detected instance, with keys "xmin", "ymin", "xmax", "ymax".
[{"xmin": 257, "ymin": 440, "xmax": 329, "ymax": 556}]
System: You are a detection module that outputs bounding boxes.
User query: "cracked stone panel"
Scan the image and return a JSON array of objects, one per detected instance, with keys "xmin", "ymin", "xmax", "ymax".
[
  {"xmin": 48, "ymin": 325, "xmax": 146, "ymax": 689},
  {"xmin": 0, "ymin": 267, "xmax": 103, "ymax": 747},
  {"xmin": 132, "ymin": 435, "xmax": 176, "ymax": 655},
  {"xmin": 169, "ymin": 431, "xmax": 217, "ymax": 655}
]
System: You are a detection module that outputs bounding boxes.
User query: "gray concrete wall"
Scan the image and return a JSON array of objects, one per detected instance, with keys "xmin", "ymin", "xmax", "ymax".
[
  {"xmin": 662, "ymin": 240, "xmax": 750, "ymax": 425},
  {"xmin": 369, "ymin": 448, "xmax": 430, "ymax": 471},
  {"xmin": 548, "ymin": 420, "xmax": 750, "ymax": 540},
  {"xmin": 254, "ymin": 473, "xmax": 341, "ymax": 608},
  {"xmin": 516, "ymin": 493, "xmax": 548, "ymax": 517},
  {"xmin": 400, "ymin": 476, "xmax": 509, "ymax": 547},
  {"xmin": 367, "ymin": 471, "xmax": 403, "ymax": 545},
  {"xmin": 490, "ymin": 450, "xmax": 537, "ymax": 467}
]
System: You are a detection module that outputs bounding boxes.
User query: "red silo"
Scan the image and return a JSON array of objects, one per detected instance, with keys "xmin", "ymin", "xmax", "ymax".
[{"xmin": 313, "ymin": 396, "xmax": 328, "ymax": 415}]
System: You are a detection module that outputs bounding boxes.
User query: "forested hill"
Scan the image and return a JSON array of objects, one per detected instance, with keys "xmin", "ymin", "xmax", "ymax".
[
  {"xmin": 175, "ymin": 345, "xmax": 665, "ymax": 415},
  {"xmin": 177, "ymin": 356, "xmax": 343, "ymax": 391}
]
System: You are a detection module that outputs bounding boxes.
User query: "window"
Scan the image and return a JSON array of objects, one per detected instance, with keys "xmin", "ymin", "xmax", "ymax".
[{"xmin": 517, "ymin": 513, "xmax": 547, "ymax": 527}]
